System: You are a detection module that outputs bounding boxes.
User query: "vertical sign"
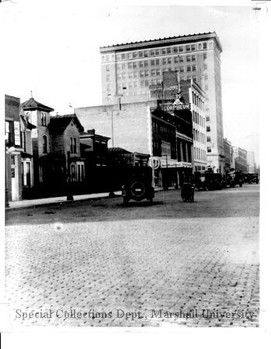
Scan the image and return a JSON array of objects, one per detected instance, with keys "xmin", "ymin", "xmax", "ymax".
[{"xmin": 14, "ymin": 121, "xmax": 21, "ymax": 146}]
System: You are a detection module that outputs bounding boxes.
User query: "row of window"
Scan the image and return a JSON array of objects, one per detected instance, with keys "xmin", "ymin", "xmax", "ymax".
[
  {"xmin": 109, "ymin": 75, "xmax": 199, "ymax": 93},
  {"xmin": 193, "ymin": 129, "xmax": 206, "ymax": 144},
  {"xmin": 194, "ymin": 147, "xmax": 207, "ymax": 161},
  {"xmin": 192, "ymin": 111, "xmax": 205, "ymax": 127},
  {"xmin": 192, "ymin": 91, "xmax": 204, "ymax": 110},
  {"xmin": 102, "ymin": 42, "xmax": 209, "ymax": 62},
  {"xmin": 113, "ymin": 65, "xmax": 198, "ymax": 82}
]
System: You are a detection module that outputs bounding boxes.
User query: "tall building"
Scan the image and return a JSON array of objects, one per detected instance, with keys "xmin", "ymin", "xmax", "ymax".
[
  {"xmin": 100, "ymin": 31, "xmax": 224, "ymax": 173},
  {"xmin": 233, "ymin": 146, "xmax": 248, "ymax": 173},
  {"xmin": 247, "ymin": 151, "xmax": 256, "ymax": 173}
]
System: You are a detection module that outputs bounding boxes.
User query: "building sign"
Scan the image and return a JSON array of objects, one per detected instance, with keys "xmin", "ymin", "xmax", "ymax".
[
  {"xmin": 160, "ymin": 92, "xmax": 190, "ymax": 112},
  {"xmin": 161, "ymin": 103, "xmax": 190, "ymax": 112},
  {"xmin": 160, "ymin": 159, "xmax": 192, "ymax": 168},
  {"xmin": 149, "ymin": 157, "xmax": 161, "ymax": 170},
  {"xmin": 14, "ymin": 121, "xmax": 21, "ymax": 146}
]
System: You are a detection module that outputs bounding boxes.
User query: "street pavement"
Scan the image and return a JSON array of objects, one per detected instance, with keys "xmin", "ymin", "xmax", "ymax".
[{"xmin": 5, "ymin": 184, "xmax": 260, "ymax": 327}]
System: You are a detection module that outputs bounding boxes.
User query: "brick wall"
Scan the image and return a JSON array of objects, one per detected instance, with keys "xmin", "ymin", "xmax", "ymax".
[{"xmin": 76, "ymin": 101, "xmax": 155, "ymax": 155}]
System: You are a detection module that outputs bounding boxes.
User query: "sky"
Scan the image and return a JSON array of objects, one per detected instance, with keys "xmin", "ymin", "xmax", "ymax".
[{"xmin": 1, "ymin": 0, "xmax": 268, "ymax": 165}]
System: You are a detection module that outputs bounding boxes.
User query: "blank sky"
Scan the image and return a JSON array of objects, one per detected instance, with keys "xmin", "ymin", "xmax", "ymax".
[{"xmin": 1, "ymin": 0, "xmax": 266, "ymax": 164}]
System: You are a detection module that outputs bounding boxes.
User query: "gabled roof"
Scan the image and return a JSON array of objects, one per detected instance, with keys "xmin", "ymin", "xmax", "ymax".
[
  {"xmin": 108, "ymin": 147, "xmax": 131, "ymax": 154},
  {"xmin": 49, "ymin": 114, "xmax": 84, "ymax": 133},
  {"xmin": 21, "ymin": 98, "xmax": 54, "ymax": 112}
]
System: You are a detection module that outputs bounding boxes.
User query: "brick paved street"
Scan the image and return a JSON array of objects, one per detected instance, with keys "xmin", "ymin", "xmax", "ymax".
[{"xmin": 5, "ymin": 184, "xmax": 259, "ymax": 327}]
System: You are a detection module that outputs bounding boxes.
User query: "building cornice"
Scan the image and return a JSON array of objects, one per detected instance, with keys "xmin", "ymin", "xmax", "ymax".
[{"xmin": 100, "ymin": 31, "xmax": 222, "ymax": 53}]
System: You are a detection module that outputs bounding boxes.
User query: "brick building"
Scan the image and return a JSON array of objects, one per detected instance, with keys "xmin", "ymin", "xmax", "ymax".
[
  {"xmin": 100, "ymin": 31, "xmax": 224, "ymax": 173},
  {"xmin": 76, "ymin": 94, "xmax": 193, "ymax": 188}
]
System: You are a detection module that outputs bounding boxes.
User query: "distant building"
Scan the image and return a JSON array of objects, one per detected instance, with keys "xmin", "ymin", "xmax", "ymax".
[
  {"xmin": 150, "ymin": 76, "xmax": 207, "ymax": 173},
  {"xmin": 233, "ymin": 146, "xmax": 247, "ymax": 173},
  {"xmin": 223, "ymin": 138, "xmax": 234, "ymax": 173},
  {"xmin": 247, "ymin": 151, "xmax": 256, "ymax": 173},
  {"xmin": 100, "ymin": 31, "xmax": 224, "ymax": 173}
]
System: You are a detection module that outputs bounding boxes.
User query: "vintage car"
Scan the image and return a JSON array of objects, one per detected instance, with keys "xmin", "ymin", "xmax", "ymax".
[{"xmin": 121, "ymin": 166, "xmax": 155, "ymax": 205}]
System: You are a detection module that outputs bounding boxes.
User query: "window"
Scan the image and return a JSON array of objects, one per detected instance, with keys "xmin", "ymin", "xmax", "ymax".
[
  {"xmin": 144, "ymin": 61, "xmax": 148, "ymax": 67},
  {"xmin": 162, "ymin": 48, "xmax": 166, "ymax": 54},
  {"xmin": 162, "ymin": 58, "xmax": 167, "ymax": 65},
  {"xmin": 139, "ymin": 51, "xmax": 143, "ymax": 58},
  {"xmin": 186, "ymin": 56, "xmax": 191, "ymax": 62},
  {"xmin": 207, "ymin": 147, "xmax": 211, "ymax": 153},
  {"xmin": 132, "ymin": 52, "xmax": 137, "ymax": 58},
  {"xmin": 191, "ymin": 55, "xmax": 196, "ymax": 61},
  {"xmin": 151, "ymin": 59, "xmax": 155, "ymax": 66},
  {"xmin": 206, "ymin": 126, "xmax": 211, "ymax": 132},
  {"xmin": 203, "ymin": 53, "xmax": 207, "ymax": 60},
  {"xmin": 151, "ymin": 69, "xmax": 156, "ymax": 76},
  {"xmin": 167, "ymin": 57, "xmax": 172, "ymax": 64},
  {"xmin": 133, "ymin": 62, "xmax": 137, "ymax": 68},
  {"xmin": 139, "ymin": 61, "xmax": 144, "ymax": 68},
  {"xmin": 192, "ymin": 65, "xmax": 196, "ymax": 71},
  {"xmin": 167, "ymin": 48, "xmax": 171, "ymax": 54},
  {"xmin": 187, "ymin": 66, "xmax": 191, "ymax": 72},
  {"xmin": 150, "ymin": 50, "xmax": 155, "ymax": 56},
  {"xmin": 144, "ymin": 50, "xmax": 148, "ymax": 57},
  {"xmin": 179, "ymin": 46, "xmax": 183, "ymax": 52},
  {"xmin": 173, "ymin": 47, "xmax": 178, "ymax": 53},
  {"xmin": 21, "ymin": 132, "xmax": 26, "ymax": 151},
  {"xmin": 70, "ymin": 137, "xmax": 77, "ymax": 153},
  {"xmin": 155, "ymin": 49, "xmax": 160, "ymax": 55},
  {"xmin": 203, "ymin": 43, "xmax": 207, "ymax": 49},
  {"xmin": 156, "ymin": 59, "xmax": 159, "ymax": 65},
  {"xmin": 207, "ymin": 136, "xmax": 211, "ymax": 142},
  {"xmin": 43, "ymin": 135, "xmax": 48, "ymax": 153},
  {"xmin": 186, "ymin": 45, "xmax": 191, "ymax": 52},
  {"xmin": 191, "ymin": 44, "xmax": 196, "ymax": 51},
  {"xmin": 128, "ymin": 62, "xmax": 132, "ymax": 69}
]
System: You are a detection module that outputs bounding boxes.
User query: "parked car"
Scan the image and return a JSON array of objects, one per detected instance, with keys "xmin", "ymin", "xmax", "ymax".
[{"xmin": 121, "ymin": 166, "xmax": 154, "ymax": 205}]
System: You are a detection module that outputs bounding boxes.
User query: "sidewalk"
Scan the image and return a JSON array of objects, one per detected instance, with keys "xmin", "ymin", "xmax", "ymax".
[{"xmin": 6, "ymin": 191, "xmax": 122, "ymax": 210}]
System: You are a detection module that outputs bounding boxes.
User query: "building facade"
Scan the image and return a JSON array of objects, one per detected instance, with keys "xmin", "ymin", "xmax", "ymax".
[
  {"xmin": 76, "ymin": 97, "xmax": 193, "ymax": 189},
  {"xmin": 150, "ymin": 77, "xmax": 207, "ymax": 174},
  {"xmin": 233, "ymin": 146, "xmax": 248, "ymax": 173},
  {"xmin": 5, "ymin": 95, "xmax": 23, "ymax": 202},
  {"xmin": 247, "ymin": 151, "xmax": 256, "ymax": 173},
  {"xmin": 100, "ymin": 31, "xmax": 224, "ymax": 173},
  {"xmin": 223, "ymin": 138, "xmax": 234, "ymax": 173}
]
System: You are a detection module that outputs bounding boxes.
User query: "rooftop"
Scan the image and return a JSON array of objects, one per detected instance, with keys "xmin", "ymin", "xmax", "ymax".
[
  {"xmin": 49, "ymin": 114, "xmax": 84, "ymax": 132},
  {"xmin": 100, "ymin": 31, "xmax": 222, "ymax": 53},
  {"xmin": 21, "ymin": 97, "xmax": 54, "ymax": 112}
]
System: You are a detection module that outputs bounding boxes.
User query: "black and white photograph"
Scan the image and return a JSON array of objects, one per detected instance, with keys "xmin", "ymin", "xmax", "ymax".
[{"xmin": 1, "ymin": 0, "xmax": 270, "ymax": 347}]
